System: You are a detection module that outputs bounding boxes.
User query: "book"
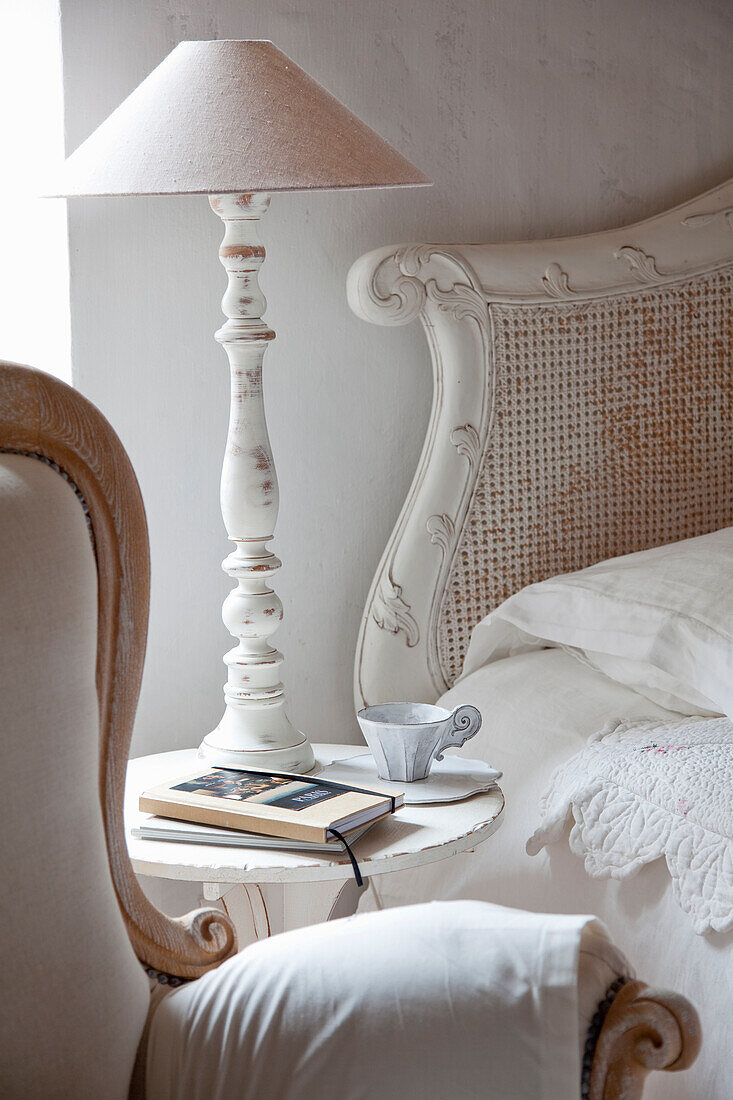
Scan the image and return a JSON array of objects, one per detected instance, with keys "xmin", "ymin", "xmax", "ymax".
[
  {"xmin": 132, "ymin": 817, "xmax": 374, "ymax": 853},
  {"xmin": 139, "ymin": 765, "xmax": 403, "ymax": 844}
]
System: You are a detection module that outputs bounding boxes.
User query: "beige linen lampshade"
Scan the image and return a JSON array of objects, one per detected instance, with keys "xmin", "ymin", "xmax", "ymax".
[{"xmin": 56, "ymin": 39, "xmax": 430, "ymax": 196}]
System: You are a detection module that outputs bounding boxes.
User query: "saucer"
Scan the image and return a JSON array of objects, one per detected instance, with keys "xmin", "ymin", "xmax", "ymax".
[{"xmin": 316, "ymin": 753, "xmax": 502, "ymax": 805}]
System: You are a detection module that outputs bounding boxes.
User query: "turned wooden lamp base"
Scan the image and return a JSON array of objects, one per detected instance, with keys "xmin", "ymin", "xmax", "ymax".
[
  {"xmin": 199, "ymin": 724, "xmax": 316, "ymax": 774},
  {"xmin": 196, "ymin": 192, "xmax": 316, "ymax": 775},
  {"xmin": 198, "ymin": 737, "xmax": 316, "ymax": 774}
]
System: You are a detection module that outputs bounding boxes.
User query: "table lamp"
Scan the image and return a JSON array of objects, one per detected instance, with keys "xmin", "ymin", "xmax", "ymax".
[{"xmin": 55, "ymin": 40, "xmax": 429, "ymax": 774}]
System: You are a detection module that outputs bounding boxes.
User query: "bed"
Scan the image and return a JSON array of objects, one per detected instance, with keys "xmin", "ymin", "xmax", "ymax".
[{"xmin": 347, "ymin": 177, "xmax": 733, "ymax": 1098}]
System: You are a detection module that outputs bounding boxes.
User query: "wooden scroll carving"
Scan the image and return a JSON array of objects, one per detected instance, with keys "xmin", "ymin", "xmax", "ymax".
[{"xmin": 589, "ymin": 981, "xmax": 702, "ymax": 1099}]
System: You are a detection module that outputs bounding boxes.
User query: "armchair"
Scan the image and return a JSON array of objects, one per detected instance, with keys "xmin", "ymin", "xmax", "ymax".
[{"xmin": 0, "ymin": 362, "xmax": 700, "ymax": 1098}]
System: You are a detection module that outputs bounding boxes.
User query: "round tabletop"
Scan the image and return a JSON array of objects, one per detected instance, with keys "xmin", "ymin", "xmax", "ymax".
[{"xmin": 125, "ymin": 745, "xmax": 505, "ymax": 886}]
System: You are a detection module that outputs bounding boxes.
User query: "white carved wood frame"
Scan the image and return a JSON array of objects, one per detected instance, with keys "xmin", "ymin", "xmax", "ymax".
[{"xmin": 347, "ymin": 177, "xmax": 733, "ymax": 710}]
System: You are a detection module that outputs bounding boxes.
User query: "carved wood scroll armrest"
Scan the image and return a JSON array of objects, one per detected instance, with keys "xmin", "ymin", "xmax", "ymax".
[{"xmin": 587, "ymin": 979, "xmax": 702, "ymax": 1100}]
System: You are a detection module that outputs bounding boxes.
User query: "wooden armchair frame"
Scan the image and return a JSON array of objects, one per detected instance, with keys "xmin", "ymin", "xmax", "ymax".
[
  {"xmin": 0, "ymin": 361, "xmax": 236, "ymax": 980},
  {"xmin": 586, "ymin": 979, "xmax": 701, "ymax": 1099},
  {"xmin": 0, "ymin": 361, "xmax": 701, "ymax": 1093}
]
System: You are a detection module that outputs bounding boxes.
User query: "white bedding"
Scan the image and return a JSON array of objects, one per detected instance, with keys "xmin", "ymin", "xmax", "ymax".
[
  {"xmin": 368, "ymin": 649, "xmax": 732, "ymax": 1099},
  {"xmin": 464, "ymin": 526, "xmax": 733, "ymax": 716},
  {"xmin": 528, "ymin": 714, "xmax": 733, "ymax": 936}
]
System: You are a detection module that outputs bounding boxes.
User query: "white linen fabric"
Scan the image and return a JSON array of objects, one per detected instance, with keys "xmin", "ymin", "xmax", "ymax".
[
  {"xmin": 0, "ymin": 456, "xmax": 150, "ymax": 1099},
  {"xmin": 527, "ymin": 715, "xmax": 733, "ymax": 935},
  {"xmin": 464, "ymin": 525, "xmax": 733, "ymax": 716},
  {"xmin": 146, "ymin": 901, "xmax": 609, "ymax": 1100},
  {"xmin": 368, "ymin": 650, "xmax": 732, "ymax": 1099}
]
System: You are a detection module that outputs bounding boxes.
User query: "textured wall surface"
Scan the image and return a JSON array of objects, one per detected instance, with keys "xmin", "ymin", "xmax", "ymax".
[{"xmin": 61, "ymin": 0, "xmax": 733, "ymax": 758}]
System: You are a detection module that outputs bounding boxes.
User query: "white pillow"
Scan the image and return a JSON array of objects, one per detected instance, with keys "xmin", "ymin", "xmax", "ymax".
[
  {"xmin": 569, "ymin": 650, "xmax": 720, "ymax": 715},
  {"xmin": 463, "ymin": 527, "xmax": 733, "ymax": 717}
]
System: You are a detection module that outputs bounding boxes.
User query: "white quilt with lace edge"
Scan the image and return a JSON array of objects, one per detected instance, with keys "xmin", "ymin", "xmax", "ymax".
[{"xmin": 527, "ymin": 715, "xmax": 733, "ymax": 935}]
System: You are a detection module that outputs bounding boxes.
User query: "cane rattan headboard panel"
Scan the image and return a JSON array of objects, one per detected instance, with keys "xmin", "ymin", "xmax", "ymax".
[
  {"xmin": 441, "ymin": 268, "xmax": 733, "ymax": 684},
  {"xmin": 348, "ymin": 179, "xmax": 733, "ymax": 708}
]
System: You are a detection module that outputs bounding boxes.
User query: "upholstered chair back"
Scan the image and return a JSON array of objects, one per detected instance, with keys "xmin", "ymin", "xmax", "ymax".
[
  {"xmin": 0, "ymin": 454, "xmax": 150, "ymax": 1097},
  {"xmin": 0, "ymin": 363, "xmax": 237, "ymax": 1097}
]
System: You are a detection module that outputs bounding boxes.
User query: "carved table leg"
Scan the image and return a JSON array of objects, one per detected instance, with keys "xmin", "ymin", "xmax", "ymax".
[{"xmin": 210, "ymin": 878, "xmax": 370, "ymax": 949}]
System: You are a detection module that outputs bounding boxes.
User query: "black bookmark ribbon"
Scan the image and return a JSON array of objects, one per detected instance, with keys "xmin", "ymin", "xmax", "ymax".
[{"xmin": 327, "ymin": 828, "xmax": 364, "ymax": 889}]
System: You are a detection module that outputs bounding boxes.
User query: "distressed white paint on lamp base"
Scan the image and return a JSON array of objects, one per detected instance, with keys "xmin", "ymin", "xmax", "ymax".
[
  {"xmin": 198, "ymin": 732, "xmax": 317, "ymax": 775},
  {"xmin": 198, "ymin": 192, "xmax": 315, "ymax": 774}
]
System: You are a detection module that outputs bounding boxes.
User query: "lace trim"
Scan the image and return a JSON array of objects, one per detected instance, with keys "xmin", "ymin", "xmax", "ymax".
[{"xmin": 528, "ymin": 716, "xmax": 733, "ymax": 935}]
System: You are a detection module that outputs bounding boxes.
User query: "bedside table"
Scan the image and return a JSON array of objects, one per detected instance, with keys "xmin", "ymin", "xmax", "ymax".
[{"xmin": 125, "ymin": 744, "xmax": 504, "ymax": 948}]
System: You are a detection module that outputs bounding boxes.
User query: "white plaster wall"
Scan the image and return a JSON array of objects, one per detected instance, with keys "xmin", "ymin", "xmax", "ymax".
[
  {"xmin": 0, "ymin": 0, "xmax": 69, "ymax": 378},
  {"xmin": 61, "ymin": 0, "xmax": 733, "ymax": 758}
]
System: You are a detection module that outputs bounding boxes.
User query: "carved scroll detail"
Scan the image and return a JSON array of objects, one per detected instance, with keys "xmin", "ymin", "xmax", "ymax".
[
  {"xmin": 682, "ymin": 207, "xmax": 733, "ymax": 231},
  {"xmin": 349, "ymin": 245, "xmax": 491, "ymax": 694},
  {"xmin": 427, "ymin": 513, "xmax": 455, "ymax": 559},
  {"xmin": 589, "ymin": 980, "xmax": 701, "ymax": 1100},
  {"xmin": 450, "ymin": 423, "xmax": 481, "ymax": 472},
  {"xmin": 350, "ymin": 244, "xmax": 488, "ymax": 331},
  {"xmin": 613, "ymin": 245, "xmax": 662, "ymax": 283},
  {"xmin": 542, "ymin": 262, "xmax": 575, "ymax": 299},
  {"xmin": 351, "ymin": 249, "xmax": 427, "ymax": 327},
  {"xmin": 372, "ymin": 567, "xmax": 419, "ymax": 648}
]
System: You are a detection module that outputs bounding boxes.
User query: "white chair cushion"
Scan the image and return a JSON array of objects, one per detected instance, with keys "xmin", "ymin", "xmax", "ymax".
[
  {"xmin": 147, "ymin": 900, "xmax": 617, "ymax": 1100},
  {"xmin": 0, "ymin": 455, "xmax": 149, "ymax": 1099}
]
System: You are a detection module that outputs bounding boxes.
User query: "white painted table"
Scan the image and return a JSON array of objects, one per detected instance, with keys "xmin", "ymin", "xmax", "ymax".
[{"xmin": 125, "ymin": 745, "xmax": 504, "ymax": 948}]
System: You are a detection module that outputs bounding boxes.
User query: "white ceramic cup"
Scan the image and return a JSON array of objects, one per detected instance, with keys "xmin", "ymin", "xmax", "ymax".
[{"xmin": 356, "ymin": 701, "xmax": 482, "ymax": 782}]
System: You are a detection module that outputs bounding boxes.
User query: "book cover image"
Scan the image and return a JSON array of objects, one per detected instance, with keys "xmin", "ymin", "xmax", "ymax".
[{"xmin": 171, "ymin": 768, "xmax": 343, "ymax": 813}]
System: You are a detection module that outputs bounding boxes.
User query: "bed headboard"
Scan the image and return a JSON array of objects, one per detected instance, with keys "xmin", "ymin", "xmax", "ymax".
[{"xmin": 347, "ymin": 178, "xmax": 733, "ymax": 709}]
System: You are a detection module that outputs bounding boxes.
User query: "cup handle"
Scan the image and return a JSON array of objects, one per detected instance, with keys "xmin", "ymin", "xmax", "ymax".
[{"xmin": 434, "ymin": 704, "xmax": 482, "ymax": 761}]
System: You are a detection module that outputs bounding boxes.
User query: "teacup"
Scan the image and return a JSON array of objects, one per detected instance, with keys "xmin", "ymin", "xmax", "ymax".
[{"xmin": 356, "ymin": 701, "xmax": 482, "ymax": 782}]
